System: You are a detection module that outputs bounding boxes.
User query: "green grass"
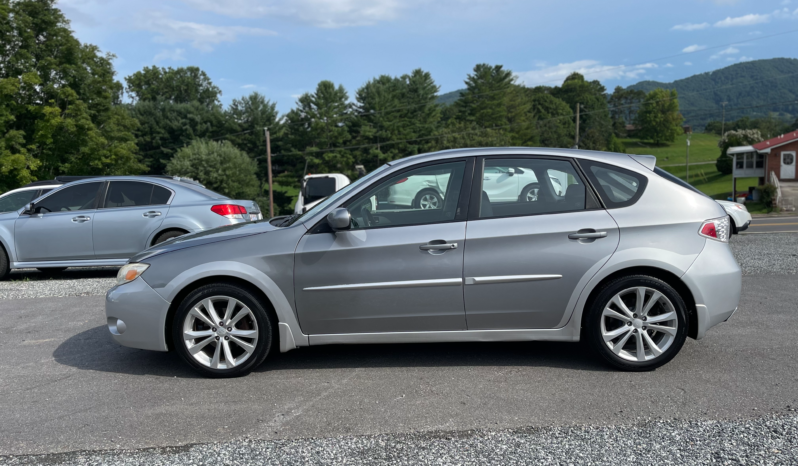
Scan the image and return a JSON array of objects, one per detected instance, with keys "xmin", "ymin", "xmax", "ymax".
[{"xmin": 621, "ymin": 133, "xmax": 720, "ymax": 166}]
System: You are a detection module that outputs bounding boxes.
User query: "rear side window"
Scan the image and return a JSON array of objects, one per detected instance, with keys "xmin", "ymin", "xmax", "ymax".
[
  {"xmin": 103, "ymin": 181, "xmax": 173, "ymax": 208},
  {"xmin": 653, "ymin": 167, "xmax": 711, "ymax": 199},
  {"xmin": 579, "ymin": 160, "xmax": 648, "ymax": 209},
  {"xmin": 151, "ymin": 185, "xmax": 172, "ymax": 204}
]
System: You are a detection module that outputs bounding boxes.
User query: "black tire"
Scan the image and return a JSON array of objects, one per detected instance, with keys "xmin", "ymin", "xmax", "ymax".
[
  {"xmin": 172, "ymin": 283, "xmax": 274, "ymax": 378},
  {"xmin": 37, "ymin": 267, "xmax": 67, "ymax": 275},
  {"xmin": 519, "ymin": 183, "xmax": 540, "ymax": 202},
  {"xmin": 0, "ymin": 247, "xmax": 9, "ymax": 281},
  {"xmin": 413, "ymin": 190, "xmax": 443, "ymax": 210},
  {"xmin": 153, "ymin": 230, "xmax": 187, "ymax": 246},
  {"xmin": 729, "ymin": 216, "xmax": 738, "ymax": 235},
  {"xmin": 585, "ymin": 275, "xmax": 688, "ymax": 372}
]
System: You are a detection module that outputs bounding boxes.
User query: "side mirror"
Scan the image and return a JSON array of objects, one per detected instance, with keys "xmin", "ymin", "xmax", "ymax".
[
  {"xmin": 327, "ymin": 208, "xmax": 351, "ymax": 231},
  {"xmin": 507, "ymin": 168, "xmax": 515, "ymax": 176},
  {"xmin": 23, "ymin": 202, "xmax": 35, "ymax": 215}
]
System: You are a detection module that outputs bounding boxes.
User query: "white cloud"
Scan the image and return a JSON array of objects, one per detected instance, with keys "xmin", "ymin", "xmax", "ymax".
[
  {"xmin": 710, "ymin": 46, "xmax": 739, "ymax": 60},
  {"xmin": 664, "ymin": 63, "xmax": 674, "ymax": 68},
  {"xmin": 153, "ymin": 48, "xmax": 187, "ymax": 62},
  {"xmin": 137, "ymin": 12, "xmax": 277, "ymax": 52},
  {"xmin": 515, "ymin": 60, "xmax": 657, "ymax": 86},
  {"xmin": 181, "ymin": 0, "xmax": 405, "ymax": 28},
  {"xmin": 714, "ymin": 13, "xmax": 770, "ymax": 27},
  {"xmin": 241, "ymin": 84, "xmax": 257, "ymax": 89},
  {"xmin": 739, "ymin": 56, "xmax": 754, "ymax": 61},
  {"xmin": 684, "ymin": 61, "xmax": 693, "ymax": 66},
  {"xmin": 682, "ymin": 44, "xmax": 706, "ymax": 53},
  {"xmin": 671, "ymin": 22, "xmax": 710, "ymax": 31}
]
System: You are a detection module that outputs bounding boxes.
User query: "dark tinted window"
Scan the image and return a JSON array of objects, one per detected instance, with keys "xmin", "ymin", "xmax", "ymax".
[
  {"xmin": 0, "ymin": 190, "xmax": 38, "ymax": 212},
  {"xmin": 653, "ymin": 167, "xmax": 710, "ymax": 199},
  {"xmin": 104, "ymin": 181, "xmax": 173, "ymax": 208},
  {"xmin": 304, "ymin": 177, "xmax": 337, "ymax": 204},
  {"xmin": 37, "ymin": 183, "xmax": 102, "ymax": 212},
  {"xmin": 579, "ymin": 160, "xmax": 648, "ymax": 209},
  {"xmin": 151, "ymin": 185, "xmax": 172, "ymax": 204},
  {"xmin": 477, "ymin": 158, "xmax": 588, "ymax": 219}
]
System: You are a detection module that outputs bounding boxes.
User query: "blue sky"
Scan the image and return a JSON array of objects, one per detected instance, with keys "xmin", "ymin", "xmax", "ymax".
[{"xmin": 58, "ymin": 0, "xmax": 798, "ymax": 113}]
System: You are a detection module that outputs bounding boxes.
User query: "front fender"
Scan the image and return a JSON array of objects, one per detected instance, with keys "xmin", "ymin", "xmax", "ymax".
[
  {"xmin": 0, "ymin": 214, "xmax": 18, "ymax": 263},
  {"xmin": 151, "ymin": 260, "xmax": 308, "ymax": 350}
]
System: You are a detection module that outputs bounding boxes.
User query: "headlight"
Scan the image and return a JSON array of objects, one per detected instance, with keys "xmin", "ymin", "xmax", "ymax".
[
  {"xmin": 734, "ymin": 204, "xmax": 748, "ymax": 212},
  {"xmin": 117, "ymin": 263, "xmax": 150, "ymax": 285}
]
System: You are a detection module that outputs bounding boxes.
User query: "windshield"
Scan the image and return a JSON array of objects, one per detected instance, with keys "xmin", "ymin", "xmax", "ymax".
[{"xmin": 283, "ymin": 164, "xmax": 390, "ymax": 227}]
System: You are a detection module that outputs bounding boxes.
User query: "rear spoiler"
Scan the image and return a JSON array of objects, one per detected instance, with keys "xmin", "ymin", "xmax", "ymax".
[{"xmin": 628, "ymin": 154, "xmax": 656, "ymax": 171}]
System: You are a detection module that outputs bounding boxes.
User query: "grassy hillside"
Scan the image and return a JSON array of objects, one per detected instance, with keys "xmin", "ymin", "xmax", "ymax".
[
  {"xmin": 628, "ymin": 58, "xmax": 798, "ymax": 128},
  {"xmin": 621, "ymin": 133, "xmax": 719, "ymax": 166}
]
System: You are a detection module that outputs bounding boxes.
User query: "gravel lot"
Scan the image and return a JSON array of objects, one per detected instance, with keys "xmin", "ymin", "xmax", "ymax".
[
  {"xmin": 4, "ymin": 415, "xmax": 797, "ymax": 465},
  {"xmin": 0, "ymin": 234, "xmax": 792, "ymax": 301}
]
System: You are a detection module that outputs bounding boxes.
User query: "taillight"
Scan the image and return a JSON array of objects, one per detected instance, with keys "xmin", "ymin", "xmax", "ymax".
[
  {"xmin": 395, "ymin": 177, "xmax": 408, "ymax": 184},
  {"xmin": 699, "ymin": 216, "xmax": 730, "ymax": 242},
  {"xmin": 211, "ymin": 204, "xmax": 248, "ymax": 219}
]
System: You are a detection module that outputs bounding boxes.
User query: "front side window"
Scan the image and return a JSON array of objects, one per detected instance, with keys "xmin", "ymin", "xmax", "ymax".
[
  {"xmin": 580, "ymin": 160, "xmax": 648, "ymax": 209},
  {"xmin": 0, "ymin": 190, "xmax": 39, "ymax": 213},
  {"xmin": 36, "ymin": 182, "xmax": 102, "ymax": 213},
  {"xmin": 104, "ymin": 182, "xmax": 172, "ymax": 208},
  {"xmin": 477, "ymin": 158, "xmax": 587, "ymax": 219},
  {"xmin": 346, "ymin": 161, "xmax": 467, "ymax": 230}
]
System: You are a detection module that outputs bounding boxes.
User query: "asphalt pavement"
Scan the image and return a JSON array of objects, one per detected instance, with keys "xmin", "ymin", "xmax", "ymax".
[
  {"xmin": 745, "ymin": 216, "xmax": 798, "ymax": 234},
  {"xmin": 1, "ymin": 275, "xmax": 797, "ymax": 458}
]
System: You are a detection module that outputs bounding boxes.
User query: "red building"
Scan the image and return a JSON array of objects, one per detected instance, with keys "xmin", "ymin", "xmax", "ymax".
[{"xmin": 727, "ymin": 131, "xmax": 798, "ymax": 196}]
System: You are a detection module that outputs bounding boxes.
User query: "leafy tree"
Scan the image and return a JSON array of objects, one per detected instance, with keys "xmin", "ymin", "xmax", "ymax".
[
  {"xmin": 282, "ymin": 81, "xmax": 354, "ymax": 178},
  {"xmin": 526, "ymin": 87, "xmax": 575, "ymax": 148},
  {"xmin": 128, "ymin": 101, "xmax": 231, "ymax": 175},
  {"xmin": 551, "ymin": 73, "xmax": 611, "ymax": 150},
  {"xmin": 225, "ymin": 92, "xmax": 281, "ymax": 177},
  {"xmin": 635, "ymin": 88, "xmax": 683, "ymax": 145},
  {"xmin": 166, "ymin": 140, "xmax": 260, "ymax": 200},
  {"xmin": 125, "ymin": 66, "xmax": 222, "ymax": 107},
  {"xmin": 608, "ymin": 86, "xmax": 646, "ymax": 136},
  {"xmin": 0, "ymin": 0, "xmax": 143, "ymax": 188},
  {"xmin": 716, "ymin": 129, "xmax": 763, "ymax": 175},
  {"xmin": 438, "ymin": 120, "xmax": 512, "ymax": 150},
  {"xmin": 606, "ymin": 134, "xmax": 626, "ymax": 153}
]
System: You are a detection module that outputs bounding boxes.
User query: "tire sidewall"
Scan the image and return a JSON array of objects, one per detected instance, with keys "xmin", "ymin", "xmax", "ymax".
[
  {"xmin": 154, "ymin": 230, "xmax": 185, "ymax": 246},
  {"xmin": 413, "ymin": 190, "xmax": 442, "ymax": 209},
  {"xmin": 0, "ymin": 246, "xmax": 9, "ymax": 281},
  {"xmin": 586, "ymin": 275, "xmax": 689, "ymax": 371},
  {"xmin": 172, "ymin": 283, "xmax": 273, "ymax": 378}
]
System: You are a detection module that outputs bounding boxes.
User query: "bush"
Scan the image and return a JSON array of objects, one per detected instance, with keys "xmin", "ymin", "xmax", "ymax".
[
  {"xmin": 758, "ymin": 183, "xmax": 779, "ymax": 211},
  {"xmin": 166, "ymin": 140, "xmax": 260, "ymax": 200},
  {"xmin": 716, "ymin": 153, "xmax": 733, "ymax": 175},
  {"xmin": 606, "ymin": 134, "xmax": 626, "ymax": 153}
]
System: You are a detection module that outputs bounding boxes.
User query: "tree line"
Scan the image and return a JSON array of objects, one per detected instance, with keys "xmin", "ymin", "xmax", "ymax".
[{"xmin": 1, "ymin": 0, "xmax": 685, "ymax": 214}]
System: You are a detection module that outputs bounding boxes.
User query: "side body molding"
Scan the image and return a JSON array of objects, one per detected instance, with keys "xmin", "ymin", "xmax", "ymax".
[{"xmin": 152, "ymin": 260, "xmax": 308, "ymax": 351}]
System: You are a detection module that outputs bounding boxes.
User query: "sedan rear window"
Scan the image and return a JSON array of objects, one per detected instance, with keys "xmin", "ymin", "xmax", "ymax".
[{"xmin": 579, "ymin": 160, "xmax": 648, "ymax": 209}]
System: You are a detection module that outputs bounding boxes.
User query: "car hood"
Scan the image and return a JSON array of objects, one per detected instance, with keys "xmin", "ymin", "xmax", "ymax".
[{"xmin": 130, "ymin": 220, "xmax": 277, "ymax": 263}]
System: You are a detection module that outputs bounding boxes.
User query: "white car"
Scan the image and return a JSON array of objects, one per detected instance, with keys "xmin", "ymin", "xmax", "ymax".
[
  {"xmin": 0, "ymin": 181, "xmax": 62, "ymax": 214},
  {"xmin": 386, "ymin": 166, "xmax": 565, "ymax": 209},
  {"xmin": 294, "ymin": 174, "xmax": 351, "ymax": 214},
  {"xmin": 717, "ymin": 200, "xmax": 751, "ymax": 234}
]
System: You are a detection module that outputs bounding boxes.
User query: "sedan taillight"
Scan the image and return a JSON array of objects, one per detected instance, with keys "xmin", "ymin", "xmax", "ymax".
[
  {"xmin": 699, "ymin": 216, "xmax": 730, "ymax": 243},
  {"xmin": 211, "ymin": 204, "xmax": 248, "ymax": 219}
]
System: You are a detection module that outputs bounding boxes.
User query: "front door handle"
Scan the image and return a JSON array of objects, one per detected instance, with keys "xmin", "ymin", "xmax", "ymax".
[
  {"xmin": 143, "ymin": 211, "xmax": 162, "ymax": 218},
  {"xmin": 420, "ymin": 241, "xmax": 458, "ymax": 251},
  {"xmin": 568, "ymin": 231, "xmax": 607, "ymax": 240},
  {"xmin": 71, "ymin": 216, "xmax": 91, "ymax": 223}
]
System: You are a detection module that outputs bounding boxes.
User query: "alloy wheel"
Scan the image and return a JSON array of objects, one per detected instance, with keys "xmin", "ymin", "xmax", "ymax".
[
  {"xmin": 182, "ymin": 296, "xmax": 259, "ymax": 370},
  {"xmin": 525, "ymin": 189, "xmax": 539, "ymax": 202},
  {"xmin": 599, "ymin": 287, "xmax": 678, "ymax": 362},
  {"xmin": 419, "ymin": 193, "xmax": 440, "ymax": 209}
]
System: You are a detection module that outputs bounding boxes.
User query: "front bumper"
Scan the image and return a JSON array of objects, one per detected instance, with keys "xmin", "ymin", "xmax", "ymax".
[
  {"xmin": 105, "ymin": 277, "xmax": 171, "ymax": 351},
  {"xmin": 736, "ymin": 220, "xmax": 751, "ymax": 232},
  {"xmin": 682, "ymin": 239, "xmax": 742, "ymax": 339}
]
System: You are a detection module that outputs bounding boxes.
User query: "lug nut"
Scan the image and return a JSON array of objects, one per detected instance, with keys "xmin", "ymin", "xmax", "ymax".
[
  {"xmin": 642, "ymin": 326, "xmax": 647, "ymax": 331},
  {"xmin": 227, "ymin": 327, "xmax": 232, "ymax": 332},
  {"xmin": 215, "ymin": 336, "xmax": 220, "ymax": 341},
  {"xmin": 219, "ymin": 321, "xmax": 224, "ymax": 326},
  {"xmin": 212, "ymin": 327, "xmax": 217, "ymax": 332},
  {"xmin": 632, "ymin": 329, "xmax": 637, "ymax": 333},
  {"xmin": 626, "ymin": 322, "xmax": 632, "ymax": 326},
  {"xmin": 642, "ymin": 316, "xmax": 647, "ymax": 321},
  {"xmin": 633, "ymin": 314, "xmax": 637, "ymax": 318},
  {"xmin": 224, "ymin": 336, "xmax": 230, "ymax": 341}
]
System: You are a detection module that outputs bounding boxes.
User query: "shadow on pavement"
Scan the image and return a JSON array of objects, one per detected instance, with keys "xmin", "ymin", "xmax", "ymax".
[
  {"xmin": 54, "ymin": 325, "xmax": 610, "ymax": 377},
  {"xmin": 9, "ymin": 267, "xmax": 120, "ymax": 281}
]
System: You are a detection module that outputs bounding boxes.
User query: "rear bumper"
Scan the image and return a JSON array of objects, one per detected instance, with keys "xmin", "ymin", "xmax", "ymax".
[
  {"xmin": 682, "ymin": 239, "xmax": 742, "ymax": 340},
  {"xmin": 105, "ymin": 277, "xmax": 171, "ymax": 351}
]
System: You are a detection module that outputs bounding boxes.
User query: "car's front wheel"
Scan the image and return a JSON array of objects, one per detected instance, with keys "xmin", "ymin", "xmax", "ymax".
[
  {"xmin": 585, "ymin": 275, "xmax": 688, "ymax": 371},
  {"xmin": 172, "ymin": 283, "xmax": 273, "ymax": 378},
  {"xmin": 414, "ymin": 190, "xmax": 443, "ymax": 210}
]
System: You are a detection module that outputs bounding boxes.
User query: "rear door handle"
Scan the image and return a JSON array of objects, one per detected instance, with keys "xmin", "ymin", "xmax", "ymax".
[
  {"xmin": 143, "ymin": 211, "xmax": 162, "ymax": 218},
  {"xmin": 568, "ymin": 231, "xmax": 607, "ymax": 240},
  {"xmin": 71, "ymin": 216, "xmax": 91, "ymax": 223},
  {"xmin": 420, "ymin": 241, "xmax": 458, "ymax": 251}
]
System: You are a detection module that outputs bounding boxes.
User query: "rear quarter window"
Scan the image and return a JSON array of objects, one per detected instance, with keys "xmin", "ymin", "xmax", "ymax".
[{"xmin": 578, "ymin": 160, "xmax": 648, "ymax": 209}]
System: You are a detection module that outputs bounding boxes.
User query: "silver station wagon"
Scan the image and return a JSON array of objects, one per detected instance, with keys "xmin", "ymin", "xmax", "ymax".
[{"xmin": 106, "ymin": 148, "xmax": 741, "ymax": 377}]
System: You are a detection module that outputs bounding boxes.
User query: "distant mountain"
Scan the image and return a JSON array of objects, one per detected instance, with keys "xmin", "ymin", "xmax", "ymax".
[
  {"xmin": 627, "ymin": 58, "xmax": 798, "ymax": 128},
  {"xmin": 436, "ymin": 58, "xmax": 798, "ymax": 128}
]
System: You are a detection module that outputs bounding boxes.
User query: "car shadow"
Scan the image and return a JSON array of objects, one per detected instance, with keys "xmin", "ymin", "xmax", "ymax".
[
  {"xmin": 10, "ymin": 267, "xmax": 120, "ymax": 281},
  {"xmin": 53, "ymin": 325, "xmax": 610, "ymax": 378}
]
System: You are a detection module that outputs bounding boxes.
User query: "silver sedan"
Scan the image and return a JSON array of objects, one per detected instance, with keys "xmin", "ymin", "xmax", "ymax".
[{"xmin": 106, "ymin": 148, "xmax": 741, "ymax": 377}]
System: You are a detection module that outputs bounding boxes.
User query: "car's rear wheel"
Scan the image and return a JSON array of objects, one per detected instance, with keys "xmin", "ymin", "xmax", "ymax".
[
  {"xmin": 520, "ymin": 183, "xmax": 540, "ymax": 202},
  {"xmin": 0, "ymin": 247, "xmax": 9, "ymax": 281},
  {"xmin": 153, "ymin": 230, "xmax": 186, "ymax": 246},
  {"xmin": 172, "ymin": 283, "xmax": 273, "ymax": 378},
  {"xmin": 585, "ymin": 275, "xmax": 688, "ymax": 371},
  {"xmin": 414, "ymin": 190, "xmax": 442, "ymax": 210},
  {"xmin": 729, "ymin": 216, "xmax": 738, "ymax": 234}
]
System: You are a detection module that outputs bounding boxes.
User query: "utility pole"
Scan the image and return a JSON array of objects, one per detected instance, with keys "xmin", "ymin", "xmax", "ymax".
[
  {"xmin": 574, "ymin": 103, "xmax": 580, "ymax": 148},
  {"xmin": 686, "ymin": 132, "xmax": 691, "ymax": 182},
  {"xmin": 264, "ymin": 127, "xmax": 274, "ymax": 218},
  {"xmin": 720, "ymin": 102, "xmax": 728, "ymax": 135}
]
